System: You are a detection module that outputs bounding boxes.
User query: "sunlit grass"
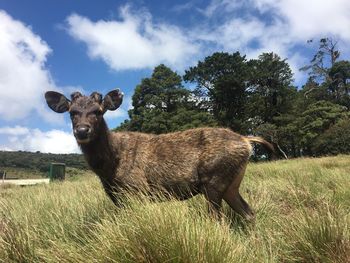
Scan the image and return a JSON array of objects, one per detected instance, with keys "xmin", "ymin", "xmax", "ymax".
[{"xmin": 1, "ymin": 155, "xmax": 349, "ymax": 262}]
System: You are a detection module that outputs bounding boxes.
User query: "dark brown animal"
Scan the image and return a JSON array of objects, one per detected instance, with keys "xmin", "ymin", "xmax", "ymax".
[{"xmin": 45, "ymin": 89, "xmax": 274, "ymax": 220}]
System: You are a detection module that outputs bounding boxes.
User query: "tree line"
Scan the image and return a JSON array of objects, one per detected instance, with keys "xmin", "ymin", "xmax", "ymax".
[
  {"xmin": 0, "ymin": 151, "xmax": 88, "ymax": 172},
  {"xmin": 116, "ymin": 38, "xmax": 350, "ymax": 158}
]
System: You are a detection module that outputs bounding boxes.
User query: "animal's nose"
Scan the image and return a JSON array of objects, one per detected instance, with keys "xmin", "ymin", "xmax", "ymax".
[{"xmin": 75, "ymin": 126, "xmax": 91, "ymax": 139}]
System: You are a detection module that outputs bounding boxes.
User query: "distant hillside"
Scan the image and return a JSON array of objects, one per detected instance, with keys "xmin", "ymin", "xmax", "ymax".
[{"xmin": 0, "ymin": 151, "xmax": 88, "ymax": 172}]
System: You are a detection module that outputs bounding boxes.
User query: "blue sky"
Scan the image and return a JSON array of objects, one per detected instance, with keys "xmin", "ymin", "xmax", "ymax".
[{"xmin": 0, "ymin": 0, "xmax": 349, "ymax": 153}]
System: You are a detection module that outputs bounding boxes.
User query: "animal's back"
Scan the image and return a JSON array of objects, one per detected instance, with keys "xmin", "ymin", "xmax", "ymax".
[{"xmin": 110, "ymin": 128, "xmax": 252, "ymax": 193}]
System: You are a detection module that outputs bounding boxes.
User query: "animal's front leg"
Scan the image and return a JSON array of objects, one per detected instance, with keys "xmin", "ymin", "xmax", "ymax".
[
  {"xmin": 203, "ymin": 186, "xmax": 224, "ymax": 220},
  {"xmin": 100, "ymin": 178, "xmax": 124, "ymax": 207}
]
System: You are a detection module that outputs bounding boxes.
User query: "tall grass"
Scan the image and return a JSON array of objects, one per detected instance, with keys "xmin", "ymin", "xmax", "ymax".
[{"xmin": 1, "ymin": 156, "xmax": 349, "ymax": 262}]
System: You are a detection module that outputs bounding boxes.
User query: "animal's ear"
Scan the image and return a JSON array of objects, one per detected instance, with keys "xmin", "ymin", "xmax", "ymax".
[
  {"xmin": 45, "ymin": 91, "xmax": 70, "ymax": 113},
  {"xmin": 102, "ymin": 89, "xmax": 123, "ymax": 112}
]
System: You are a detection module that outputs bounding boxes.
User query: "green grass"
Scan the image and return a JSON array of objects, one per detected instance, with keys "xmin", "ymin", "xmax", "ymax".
[{"xmin": 1, "ymin": 156, "xmax": 349, "ymax": 263}]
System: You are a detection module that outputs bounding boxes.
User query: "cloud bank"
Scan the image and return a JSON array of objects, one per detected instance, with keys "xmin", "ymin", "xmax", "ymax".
[
  {"xmin": 0, "ymin": 11, "xmax": 64, "ymax": 124},
  {"xmin": 0, "ymin": 126, "xmax": 80, "ymax": 154},
  {"xmin": 66, "ymin": 6, "xmax": 199, "ymax": 71},
  {"xmin": 0, "ymin": 11, "xmax": 87, "ymax": 153},
  {"xmin": 66, "ymin": 1, "xmax": 350, "ymax": 76}
]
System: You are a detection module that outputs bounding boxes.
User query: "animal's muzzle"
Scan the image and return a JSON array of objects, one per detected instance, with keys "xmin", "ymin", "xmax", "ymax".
[{"xmin": 74, "ymin": 125, "xmax": 91, "ymax": 141}]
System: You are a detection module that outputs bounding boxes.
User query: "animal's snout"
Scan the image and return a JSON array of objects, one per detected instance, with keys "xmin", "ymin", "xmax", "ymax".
[{"xmin": 74, "ymin": 125, "xmax": 91, "ymax": 140}]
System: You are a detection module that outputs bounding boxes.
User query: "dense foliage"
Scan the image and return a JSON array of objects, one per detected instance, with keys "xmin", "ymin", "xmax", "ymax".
[
  {"xmin": 0, "ymin": 151, "xmax": 88, "ymax": 172},
  {"xmin": 116, "ymin": 38, "xmax": 350, "ymax": 158},
  {"xmin": 116, "ymin": 64, "xmax": 217, "ymax": 133}
]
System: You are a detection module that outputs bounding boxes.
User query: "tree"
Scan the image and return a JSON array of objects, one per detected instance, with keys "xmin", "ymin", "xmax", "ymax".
[
  {"xmin": 247, "ymin": 53, "xmax": 296, "ymax": 126},
  {"xmin": 300, "ymin": 38, "xmax": 350, "ymax": 108},
  {"xmin": 328, "ymin": 60, "xmax": 350, "ymax": 106},
  {"xmin": 294, "ymin": 101, "xmax": 349, "ymax": 155},
  {"xmin": 313, "ymin": 118, "xmax": 350, "ymax": 155},
  {"xmin": 116, "ymin": 64, "xmax": 217, "ymax": 134},
  {"xmin": 184, "ymin": 52, "xmax": 250, "ymax": 133},
  {"xmin": 253, "ymin": 122, "xmax": 289, "ymax": 159},
  {"xmin": 300, "ymin": 38, "xmax": 340, "ymax": 82},
  {"xmin": 301, "ymin": 77, "xmax": 330, "ymax": 102}
]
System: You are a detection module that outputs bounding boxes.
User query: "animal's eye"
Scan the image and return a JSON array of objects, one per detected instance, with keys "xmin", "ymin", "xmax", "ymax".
[
  {"xmin": 92, "ymin": 109, "xmax": 102, "ymax": 116},
  {"xmin": 70, "ymin": 111, "xmax": 80, "ymax": 120}
]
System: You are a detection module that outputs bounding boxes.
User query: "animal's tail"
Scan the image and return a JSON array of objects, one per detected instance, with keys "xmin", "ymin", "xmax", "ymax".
[{"xmin": 245, "ymin": 136, "xmax": 277, "ymax": 160}]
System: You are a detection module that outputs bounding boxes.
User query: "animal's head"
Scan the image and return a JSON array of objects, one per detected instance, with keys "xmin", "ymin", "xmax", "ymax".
[{"xmin": 45, "ymin": 89, "xmax": 123, "ymax": 144}]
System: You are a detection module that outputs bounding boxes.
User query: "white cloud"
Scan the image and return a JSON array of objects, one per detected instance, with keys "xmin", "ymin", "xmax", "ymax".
[
  {"xmin": 193, "ymin": 0, "xmax": 350, "ymax": 83},
  {"xmin": 196, "ymin": 17, "xmax": 267, "ymax": 55},
  {"xmin": 0, "ymin": 10, "xmax": 64, "ymax": 124},
  {"xmin": 254, "ymin": 0, "xmax": 350, "ymax": 41},
  {"xmin": 65, "ymin": 2, "xmax": 350, "ymax": 82},
  {"xmin": 0, "ymin": 126, "xmax": 80, "ymax": 154},
  {"xmin": 172, "ymin": 2, "xmax": 196, "ymax": 13},
  {"xmin": 0, "ymin": 125, "xmax": 30, "ymax": 136},
  {"xmin": 198, "ymin": 0, "xmax": 245, "ymax": 17},
  {"xmin": 104, "ymin": 109, "xmax": 128, "ymax": 120},
  {"xmin": 66, "ymin": 5, "xmax": 199, "ymax": 71}
]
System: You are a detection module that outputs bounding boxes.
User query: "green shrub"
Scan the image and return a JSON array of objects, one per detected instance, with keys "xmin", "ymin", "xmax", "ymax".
[{"xmin": 313, "ymin": 118, "xmax": 350, "ymax": 155}]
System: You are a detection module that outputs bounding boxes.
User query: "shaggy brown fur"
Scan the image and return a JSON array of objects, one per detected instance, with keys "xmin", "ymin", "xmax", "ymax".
[{"xmin": 45, "ymin": 89, "xmax": 274, "ymax": 220}]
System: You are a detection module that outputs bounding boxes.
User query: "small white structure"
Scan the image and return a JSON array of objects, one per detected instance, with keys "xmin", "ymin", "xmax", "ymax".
[
  {"xmin": 0, "ymin": 178, "xmax": 50, "ymax": 186},
  {"xmin": 1, "ymin": 172, "xmax": 50, "ymax": 186}
]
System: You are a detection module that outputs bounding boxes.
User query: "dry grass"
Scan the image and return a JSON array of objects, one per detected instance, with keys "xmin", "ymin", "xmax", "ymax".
[{"xmin": 0, "ymin": 155, "xmax": 349, "ymax": 263}]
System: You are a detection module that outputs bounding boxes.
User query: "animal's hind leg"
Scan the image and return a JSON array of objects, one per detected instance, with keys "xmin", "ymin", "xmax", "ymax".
[
  {"xmin": 223, "ymin": 186, "xmax": 255, "ymax": 221},
  {"xmin": 223, "ymin": 166, "xmax": 255, "ymax": 221},
  {"xmin": 224, "ymin": 190, "xmax": 255, "ymax": 221}
]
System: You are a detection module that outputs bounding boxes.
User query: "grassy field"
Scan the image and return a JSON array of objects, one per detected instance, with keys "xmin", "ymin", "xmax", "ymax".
[
  {"xmin": 0, "ymin": 167, "xmax": 93, "ymax": 180},
  {"xmin": 0, "ymin": 156, "xmax": 349, "ymax": 263},
  {"xmin": 0, "ymin": 167, "xmax": 46, "ymax": 179}
]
